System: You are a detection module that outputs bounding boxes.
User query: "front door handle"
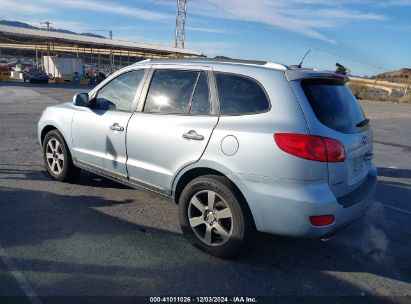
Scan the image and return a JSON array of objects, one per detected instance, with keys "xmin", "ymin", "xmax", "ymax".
[
  {"xmin": 110, "ymin": 123, "xmax": 124, "ymax": 132},
  {"xmin": 183, "ymin": 130, "xmax": 204, "ymax": 141}
]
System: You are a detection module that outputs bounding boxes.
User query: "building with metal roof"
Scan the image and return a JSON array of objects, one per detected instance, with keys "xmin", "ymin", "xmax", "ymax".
[{"xmin": 0, "ymin": 24, "xmax": 203, "ymax": 58}]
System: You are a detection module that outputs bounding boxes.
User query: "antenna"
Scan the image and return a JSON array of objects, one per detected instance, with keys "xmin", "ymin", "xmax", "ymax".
[{"xmin": 298, "ymin": 49, "xmax": 311, "ymax": 68}]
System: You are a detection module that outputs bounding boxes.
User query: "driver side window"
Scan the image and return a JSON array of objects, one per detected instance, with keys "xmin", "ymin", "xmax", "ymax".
[{"xmin": 94, "ymin": 70, "xmax": 145, "ymax": 111}]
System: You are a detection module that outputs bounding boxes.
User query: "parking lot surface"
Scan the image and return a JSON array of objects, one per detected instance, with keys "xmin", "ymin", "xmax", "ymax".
[{"xmin": 0, "ymin": 82, "xmax": 410, "ymax": 300}]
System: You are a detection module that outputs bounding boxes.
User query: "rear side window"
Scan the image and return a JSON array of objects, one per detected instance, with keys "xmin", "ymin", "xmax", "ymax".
[
  {"xmin": 144, "ymin": 70, "xmax": 199, "ymax": 114},
  {"xmin": 190, "ymin": 72, "xmax": 210, "ymax": 115},
  {"xmin": 215, "ymin": 73, "xmax": 270, "ymax": 115},
  {"xmin": 301, "ymin": 79, "xmax": 367, "ymax": 134}
]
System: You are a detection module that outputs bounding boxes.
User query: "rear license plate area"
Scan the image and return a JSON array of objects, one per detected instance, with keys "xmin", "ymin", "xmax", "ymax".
[{"xmin": 348, "ymin": 155, "xmax": 368, "ymax": 182}]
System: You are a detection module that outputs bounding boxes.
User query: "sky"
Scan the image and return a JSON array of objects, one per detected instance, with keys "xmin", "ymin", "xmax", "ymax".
[{"xmin": 1, "ymin": 0, "xmax": 410, "ymax": 76}]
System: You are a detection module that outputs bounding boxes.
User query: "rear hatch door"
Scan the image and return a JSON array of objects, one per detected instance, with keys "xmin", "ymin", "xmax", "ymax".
[{"xmin": 288, "ymin": 72, "xmax": 375, "ymax": 203}]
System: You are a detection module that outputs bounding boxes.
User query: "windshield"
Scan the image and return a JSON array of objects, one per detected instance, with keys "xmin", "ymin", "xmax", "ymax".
[{"xmin": 301, "ymin": 78, "xmax": 368, "ymax": 134}]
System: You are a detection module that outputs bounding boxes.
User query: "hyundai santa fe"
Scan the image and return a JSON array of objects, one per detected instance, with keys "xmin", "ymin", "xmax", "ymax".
[{"xmin": 38, "ymin": 58, "xmax": 377, "ymax": 257}]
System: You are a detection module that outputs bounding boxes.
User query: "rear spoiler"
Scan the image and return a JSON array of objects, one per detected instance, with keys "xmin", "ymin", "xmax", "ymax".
[{"xmin": 285, "ymin": 69, "xmax": 349, "ymax": 83}]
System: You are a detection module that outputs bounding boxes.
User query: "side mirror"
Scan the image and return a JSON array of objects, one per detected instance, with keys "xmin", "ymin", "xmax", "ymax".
[{"xmin": 73, "ymin": 93, "xmax": 90, "ymax": 107}]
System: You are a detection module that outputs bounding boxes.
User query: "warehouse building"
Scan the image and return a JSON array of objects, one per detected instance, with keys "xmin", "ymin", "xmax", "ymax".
[{"xmin": 0, "ymin": 24, "xmax": 203, "ymax": 80}]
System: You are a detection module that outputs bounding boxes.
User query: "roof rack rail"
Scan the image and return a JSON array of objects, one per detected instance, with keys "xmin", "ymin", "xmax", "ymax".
[
  {"xmin": 135, "ymin": 59, "xmax": 151, "ymax": 64},
  {"xmin": 133, "ymin": 57, "xmax": 289, "ymax": 71},
  {"xmin": 264, "ymin": 62, "xmax": 289, "ymax": 70}
]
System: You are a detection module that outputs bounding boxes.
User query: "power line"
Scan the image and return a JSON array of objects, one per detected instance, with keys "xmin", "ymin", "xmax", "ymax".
[
  {"xmin": 104, "ymin": 0, "xmax": 163, "ymax": 28},
  {"xmin": 201, "ymin": 0, "xmax": 388, "ymax": 71}
]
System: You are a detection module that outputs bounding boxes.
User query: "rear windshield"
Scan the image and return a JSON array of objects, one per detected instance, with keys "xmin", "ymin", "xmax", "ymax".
[{"xmin": 301, "ymin": 78, "xmax": 367, "ymax": 134}]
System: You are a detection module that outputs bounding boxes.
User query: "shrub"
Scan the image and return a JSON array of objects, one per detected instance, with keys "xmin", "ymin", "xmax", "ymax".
[{"xmin": 403, "ymin": 93, "xmax": 411, "ymax": 103}]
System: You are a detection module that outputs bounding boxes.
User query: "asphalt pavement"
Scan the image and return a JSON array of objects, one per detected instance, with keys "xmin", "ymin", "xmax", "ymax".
[{"xmin": 0, "ymin": 82, "xmax": 410, "ymax": 302}]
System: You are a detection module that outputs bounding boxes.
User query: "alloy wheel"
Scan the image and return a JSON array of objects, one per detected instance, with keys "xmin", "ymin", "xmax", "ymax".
[
  {"xmin": 45, "ymin": 138, "xmax": 65, "ymax": 175},
  {"xmin": 188, "ymin": 190, "xmax": 233, "ymax": 246}
]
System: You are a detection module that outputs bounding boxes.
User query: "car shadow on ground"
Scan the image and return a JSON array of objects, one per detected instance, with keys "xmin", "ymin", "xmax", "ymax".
[
  {"xmin": 0, "ymin": 166, "xmax": 410, "ymax": 297},
  {"xmin": 0, "ymin": 81, "xmax": 95, "ymax": 91},
  {"xmin": 377, "ymin": 167, "xmax": 411, "ymax": 179},
  {"xmin": 0, "ymin": 166, "xmax": 129, "ymax": 190},
  {"xmin": 0, "ymin": 184, "xmax": 408, "ymax": 298}
]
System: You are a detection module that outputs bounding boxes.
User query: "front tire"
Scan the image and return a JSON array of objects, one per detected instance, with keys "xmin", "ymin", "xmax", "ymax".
[
  {"xmin": 43, "ymin": 130, "xmax": 80, "ymax": 181},
  {"xmin": 179, "ymin": 175, "xmax": 253, "ymax": 258}
]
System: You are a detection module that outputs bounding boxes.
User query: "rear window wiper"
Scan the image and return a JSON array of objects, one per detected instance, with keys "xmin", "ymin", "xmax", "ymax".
[{"xmin": 356, "ymin": 118, "xmax": 369, "ymax": 128}]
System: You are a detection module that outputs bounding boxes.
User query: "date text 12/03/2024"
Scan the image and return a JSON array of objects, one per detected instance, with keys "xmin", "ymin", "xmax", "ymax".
[{"xmin": 149, "ymin": 297, "xmax": 258, "ymax": 303}]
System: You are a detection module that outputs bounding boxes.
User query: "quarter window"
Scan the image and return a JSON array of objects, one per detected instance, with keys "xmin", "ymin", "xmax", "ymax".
[
  {"xmin": 94, "ymin": 70, "xmax": 145, "ymax": 111},
  {"xmin": 215, "ymin": 73, "xmax": 270, "ymax": 115}
]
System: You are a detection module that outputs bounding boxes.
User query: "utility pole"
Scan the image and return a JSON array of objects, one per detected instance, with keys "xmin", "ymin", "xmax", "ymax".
[
  {"xmin": 41, "ymin": 20, "xmax": 51, "ymax": 31},
  {"xmin": 174, "ymin": 0, "xmax": 187, "ymax": 49},
  {"xmin": 109, "ymin": 30, "xmax": 113, "ymax": 71},
  {"xmin": 41, "ymin": 21, "xmax": 51, "ymax": 73}
]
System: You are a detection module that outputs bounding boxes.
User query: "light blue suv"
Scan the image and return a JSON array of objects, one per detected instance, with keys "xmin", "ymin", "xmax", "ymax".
[{"xmin": 38, "ymin": 58, "xmax": 377, "ymax": 257}]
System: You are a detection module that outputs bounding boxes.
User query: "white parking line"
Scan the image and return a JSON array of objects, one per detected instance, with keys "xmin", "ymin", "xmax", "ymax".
[
  {"xmin": 0, "ymin": 245, "xmax": 42, "ymax": 304},
  {"xmin": 375, "ymin": 201, "xmax": 411, "ymax": 215}
]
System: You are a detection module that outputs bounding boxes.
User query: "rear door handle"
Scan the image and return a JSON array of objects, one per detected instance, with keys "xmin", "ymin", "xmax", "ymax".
[
  {"xmin": 110, "ymin": 123, "xmax": 124, "ymax": 131},
  {"xmin": 363, "ymin": 152, "xmax": 373, "ymax": 160},
  {"xmin": 183, "ymin": 130, "xmax": 204, "ymax": 141}
]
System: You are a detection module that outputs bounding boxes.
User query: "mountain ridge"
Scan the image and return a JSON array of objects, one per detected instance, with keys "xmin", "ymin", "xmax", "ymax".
[
  {"xmin": 370, "ymin": 68, "xmax": 411, "ymax": 84},
  {"xmin": 0, "ymin": 20, "xmax": 106, "ymax": 39}
]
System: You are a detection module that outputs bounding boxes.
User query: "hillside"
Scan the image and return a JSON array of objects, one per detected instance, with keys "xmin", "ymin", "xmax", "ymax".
[
  {"xmin": 0, "ymin": 20, "xmax": 106, "ymax": 39},
  {"xmin": 370, "ymin": 68, "xmax": 411, "ymax": 84}
]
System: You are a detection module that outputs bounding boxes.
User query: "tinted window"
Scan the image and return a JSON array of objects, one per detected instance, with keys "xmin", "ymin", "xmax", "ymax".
[
  {"xmin": 94, "ymin": 70, "xmax": 145, "ymax": 111},
  {"xmin": 215, "ymin": 73, "xmax": 269, "ymax": 115},
  {"xmin": 144, "ymin": 70, "xmax": 199, "ymax": 114},
  {"xmin": 301, "ymin": 79, "xmax": 367, "ymax": 134},
  {"xmin": 190, "ymin": 72, "xmax": 210, "ymax": 115}
]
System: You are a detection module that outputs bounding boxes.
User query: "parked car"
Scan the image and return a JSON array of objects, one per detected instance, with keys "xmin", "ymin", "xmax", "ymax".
[
  {"xmin": 23, "ymin": 68, "xmax": 49, "ymax": 83},
  {"xmin": 97, "ymin": 72, "xmax": 107, "ymax": 84},
  {"xmin": 38, "ymin": 58, "xmax": 377, "ymax": 258}
]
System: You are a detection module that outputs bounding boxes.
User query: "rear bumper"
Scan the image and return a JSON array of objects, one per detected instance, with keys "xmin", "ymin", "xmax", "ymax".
[
  {"xmin": 228, "ymin": 166, "xmax": 377, "ymax": 237},
  {"xmin": 337, "ymin": 174, "xmax": 377, "ymax": 208}
]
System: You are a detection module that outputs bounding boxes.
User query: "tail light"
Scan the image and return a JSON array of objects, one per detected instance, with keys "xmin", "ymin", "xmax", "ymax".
[
  {"xmin": 310, "ymin": 215, "xmax": 335, "ymax": 226},
  {"xmin": 274, "ymin": 133, "xmax": 345, "ymax": 162}
]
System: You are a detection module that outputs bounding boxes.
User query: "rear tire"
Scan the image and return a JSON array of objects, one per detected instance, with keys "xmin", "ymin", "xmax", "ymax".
[
  {"xmin": 43, "ymin": 129, "xmax": 80, "ymax": 182},
  {"xmin": 178, "ymin": 175, "xmax": 253, "ymax": 258}
]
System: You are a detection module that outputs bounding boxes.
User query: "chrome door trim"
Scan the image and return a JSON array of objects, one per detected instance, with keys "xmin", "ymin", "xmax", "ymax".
[
  {"xmin": 74, "ymin": 160, "xmax": 172, "ymax": 198},
  {"xmin": 75, "ymin": 159, "xmax": 127, "ymax": 180}
]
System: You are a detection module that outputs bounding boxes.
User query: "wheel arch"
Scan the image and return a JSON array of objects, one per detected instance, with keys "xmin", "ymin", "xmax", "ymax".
[
  {"xmin": 40, "ymin": 124, "xmax": 74, "ymax": 157},
  {"xmin": 172, "ymin": 166, "xmax": 256, "ymax": 229},
  {"xmin": 40, "ymin": 125, "xmax": 58, "ymax": 146}
]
